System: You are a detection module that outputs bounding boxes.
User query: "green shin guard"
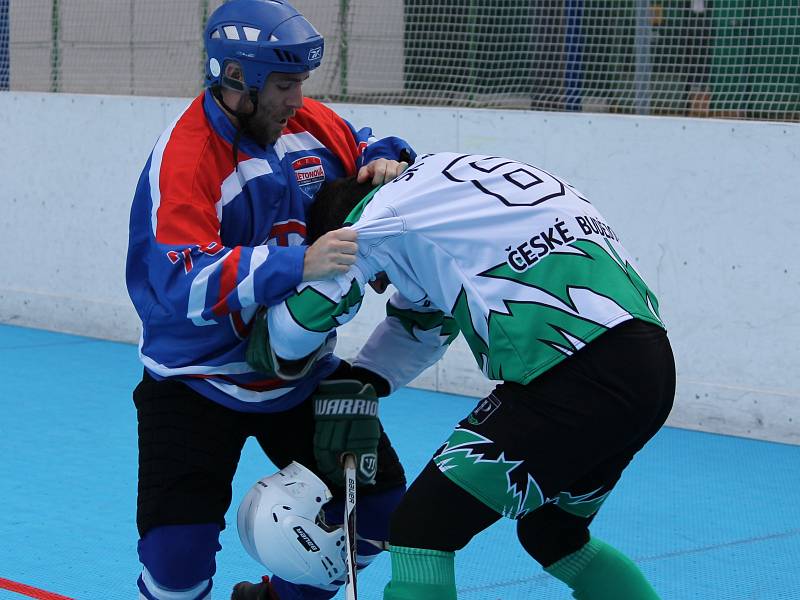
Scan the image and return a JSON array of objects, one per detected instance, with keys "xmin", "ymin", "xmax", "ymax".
[
  {"xmin": 545, "ymin": 538, "xmax": 660, "ymax": 600},
  {"xmin": 383, "ymin": 545, "xmax": 458, "ymax": 600}
]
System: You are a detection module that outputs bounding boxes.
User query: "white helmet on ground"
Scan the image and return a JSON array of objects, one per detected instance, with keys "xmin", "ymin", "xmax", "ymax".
[{"xmin": 237, "ymin": 461, "xmax": 346, "ymax": 585}]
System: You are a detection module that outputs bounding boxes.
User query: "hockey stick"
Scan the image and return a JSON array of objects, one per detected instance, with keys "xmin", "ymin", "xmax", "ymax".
[{"xmin": 343, "ymin": 453, "xmax": 358, "ymax": 600}]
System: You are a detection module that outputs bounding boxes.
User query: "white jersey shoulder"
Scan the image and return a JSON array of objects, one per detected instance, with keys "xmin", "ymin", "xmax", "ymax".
[{"xmin": 353, "ymin": 152, "xmax": 664, "ymax": 384}]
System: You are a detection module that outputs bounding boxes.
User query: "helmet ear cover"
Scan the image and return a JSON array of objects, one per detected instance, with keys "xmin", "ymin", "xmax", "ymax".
[
  {"xmin": 237, "ymin": 462, "xmax": 347, "ymax": 586},
  {"xmin": 210, "ymin": 59, "xmax": 259, "ymax": 130},
  {"xmin": 219, "ymin": 59, "xmax": 248, "ymax": 93}
]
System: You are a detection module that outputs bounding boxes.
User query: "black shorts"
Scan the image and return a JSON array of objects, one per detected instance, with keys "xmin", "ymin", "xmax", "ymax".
[
  {"xmin": 134, "ymin": 371, "xmax": 405, "ymax": 537},
  {"xmin": 432, "ymin": 319, "xmax": 675, "ymax": 520}
]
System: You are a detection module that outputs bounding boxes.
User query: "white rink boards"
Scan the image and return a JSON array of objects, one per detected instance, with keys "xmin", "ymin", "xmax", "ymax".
[{"xmin": 1, "ymin": 92, "xmax": 798, "ymax": 444}]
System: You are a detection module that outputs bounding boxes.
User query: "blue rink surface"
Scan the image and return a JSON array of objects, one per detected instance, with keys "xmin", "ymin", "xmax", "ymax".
[{"xmin": 1, "ymin": 324, "xmax": 799, "ymax": 600}]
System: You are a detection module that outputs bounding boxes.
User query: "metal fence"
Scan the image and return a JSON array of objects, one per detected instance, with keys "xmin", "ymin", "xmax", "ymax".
[{"xmin": 3, "ymin": 1, "xmax": 798, "ymax": 121}]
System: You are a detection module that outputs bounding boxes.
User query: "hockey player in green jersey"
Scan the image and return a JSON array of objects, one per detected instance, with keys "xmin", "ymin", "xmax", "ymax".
[{"xmin": 246, "ymin": 152, "xmax": 676, "ymax": 599}]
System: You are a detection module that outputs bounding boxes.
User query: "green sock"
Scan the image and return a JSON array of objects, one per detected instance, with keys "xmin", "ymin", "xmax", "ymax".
[
  {"xmin": 383, "ymin": 545, "xmax": 458, "ymax": 600},
  {"xmin": 545, "ymin": 537, "xmax": 661, "ymax": 600}
]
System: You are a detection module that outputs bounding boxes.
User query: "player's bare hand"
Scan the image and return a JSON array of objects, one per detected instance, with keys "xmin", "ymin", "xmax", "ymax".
[
  {"xmin": 303, "ymin": 228, "xmax": 358, "ymax": 281},
  {"xmin": 356, "ymin": 158, "xmax": 409, "ymax": 185}
]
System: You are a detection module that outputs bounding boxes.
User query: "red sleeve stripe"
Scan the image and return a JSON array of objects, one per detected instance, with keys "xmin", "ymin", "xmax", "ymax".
[
  {"xmin": 187, "ymin": 250, "xmax": 230, "ymax": 326},
  {"xmin": 212, "ymin": 246, "xmax": 242, "ymax": 317},
  {"xmin": 230, "ymin": 310, "xmax": 253, "ymax": 340}
]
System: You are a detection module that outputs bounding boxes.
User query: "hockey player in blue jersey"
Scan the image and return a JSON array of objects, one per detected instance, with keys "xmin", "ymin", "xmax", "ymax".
[
  {"xmin": 246, "ymin": 153, "xmax": 676, "ymax": 599},
  {"xmin": 125, "ymin": 1, "xmax": 413, "ymax": 599}
]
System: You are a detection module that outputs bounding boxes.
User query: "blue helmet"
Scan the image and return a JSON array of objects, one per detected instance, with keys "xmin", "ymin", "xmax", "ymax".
[{"xmin": 204, "ymin": 0, "xmax": 324, "ymax": 92}]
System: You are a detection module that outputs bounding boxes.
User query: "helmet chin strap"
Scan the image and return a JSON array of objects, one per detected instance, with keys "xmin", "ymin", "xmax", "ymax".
[{"xmin": 212, "ymin": 85, "xmax": 260, "ymax": 171}]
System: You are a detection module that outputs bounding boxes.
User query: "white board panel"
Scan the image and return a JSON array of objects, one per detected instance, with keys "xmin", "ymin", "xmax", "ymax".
[{"xmin": 1, "ymin": 91, "xmax": 798, "ymax": 443}]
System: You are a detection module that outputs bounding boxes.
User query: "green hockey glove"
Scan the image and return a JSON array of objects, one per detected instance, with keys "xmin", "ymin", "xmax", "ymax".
[
  {"xmin": 245, "ymin": 307, "xmax": 277, "ymax": 375},
  {"xmin": 313, "ymin": 379, "xmax": 380, "ymax": 486},
  {"xmin": 246, "ymin": 307, "xmax": 333, "ymax": 380}
]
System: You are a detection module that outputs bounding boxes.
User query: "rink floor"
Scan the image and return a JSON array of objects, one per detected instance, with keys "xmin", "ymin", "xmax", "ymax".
[{"xmin": 1, "ymin": 323, "xmax": 799, "ymax": 600}]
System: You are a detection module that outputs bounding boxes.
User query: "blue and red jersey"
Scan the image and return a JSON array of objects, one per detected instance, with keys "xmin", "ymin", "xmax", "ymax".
[{"xmin": 126, "ymin": 90, "xmax": 413, "ymax": 412}]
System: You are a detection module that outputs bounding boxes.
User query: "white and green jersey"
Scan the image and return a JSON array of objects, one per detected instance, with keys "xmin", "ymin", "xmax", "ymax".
[{"xmin": 267, "ymin": 152, "xmax": 663, "ymax": 392}]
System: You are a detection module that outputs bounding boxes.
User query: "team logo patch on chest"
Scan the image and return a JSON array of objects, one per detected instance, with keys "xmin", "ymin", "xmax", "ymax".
[{"xmin": 292, "ymin": 155, "xmax": 326, "ymax": 198}]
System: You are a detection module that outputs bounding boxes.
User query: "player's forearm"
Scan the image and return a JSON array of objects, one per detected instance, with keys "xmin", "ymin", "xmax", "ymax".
[
  {"xmin": 267, "ymin": 300, "xmax": 331, "ymax": 360},
  {"xmin": 147, "ymin": 240, "xmax": 305, "ymax": 326},
  {"xmin": 352, "ymin": 314, "xmax": 453, "ymax": 394},
  {"xmin": 267, "ymin": 267, "xmax": 369, "ymax": 359}
]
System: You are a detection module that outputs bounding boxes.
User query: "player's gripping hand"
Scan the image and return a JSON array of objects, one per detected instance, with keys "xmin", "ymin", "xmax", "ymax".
[
  {"xmin": 357, "ymin": 158, "xmax": 409, "ymax": 185},
  {"xmin": 313, "ymin": 379, "xmax": 380, "ymax": 486},
  {"xmin": 303, "ymin": 228, "xmax": 358, "ymax": 281}
]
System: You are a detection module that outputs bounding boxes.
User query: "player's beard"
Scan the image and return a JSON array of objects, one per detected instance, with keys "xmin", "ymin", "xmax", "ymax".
[{"xmin": 242, "ymin": 105, "xmax": 290, "ymax": 147}]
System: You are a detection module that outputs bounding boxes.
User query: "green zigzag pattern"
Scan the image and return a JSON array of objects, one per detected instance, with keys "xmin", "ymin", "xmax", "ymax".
[
  {"xmin": 285, "ymin": 278, "xmax": 363, "ymax": 333},
  {"xmin": 451, "ymin": 238, "xmax": 662, "ymax": 383},
  {"xmin": 386, "ymin": 301, "xmax": 460, "ymax": 345},
  {"xmin": 434, "ymin": 428, "xmax": 544, "ymax": 519}
]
